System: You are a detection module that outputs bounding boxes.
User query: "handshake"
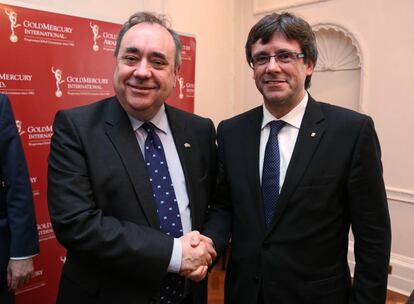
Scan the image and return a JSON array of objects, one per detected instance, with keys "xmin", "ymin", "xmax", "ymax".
[{"xmin": 179, "ymin": 230, "xmax": 216, "ymax": 282}]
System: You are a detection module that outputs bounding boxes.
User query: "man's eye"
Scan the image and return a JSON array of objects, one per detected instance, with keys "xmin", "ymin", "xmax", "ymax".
[
  {"xmin": 278, "ymin": 52, "xmax": 292, "ymax": 61},
  {"xmin": 151, "ymin": 59, "xmax": 167, "ymax": 68},
  {"xmin": 122, "ymin": 56, "xmax": 138, "ymax": 65},
  {"xmin": 254, "ymin": 56, "xmax": 268, "ymax": 64}
]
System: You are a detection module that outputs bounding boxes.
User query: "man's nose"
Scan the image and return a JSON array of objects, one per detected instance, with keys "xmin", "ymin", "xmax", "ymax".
[
  {"xmin": 266, "ymin": 56, "xmax": 282, "ymax": 73},
  {"xmin": 133, "ymin": 60, "xmax": 151, "ymax": 78}
]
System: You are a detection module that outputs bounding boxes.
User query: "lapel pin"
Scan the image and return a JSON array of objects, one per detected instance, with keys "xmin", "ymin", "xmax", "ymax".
[
  {"xmin": 184, "ymin": 143, "xmax": 191, "ymax": 148},
  {"xmin": 311, "ymin": 132, "xmax": 316, "ymax": 137}
]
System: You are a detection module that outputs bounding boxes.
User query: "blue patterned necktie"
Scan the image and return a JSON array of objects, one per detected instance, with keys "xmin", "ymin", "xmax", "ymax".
[
  {"xmin": 142, "ymin": 122, "xmax": 184, "ymax": 304},
  {"xmin": 262, "ymin": 120, "xmax": 285, "ymax": 228}
]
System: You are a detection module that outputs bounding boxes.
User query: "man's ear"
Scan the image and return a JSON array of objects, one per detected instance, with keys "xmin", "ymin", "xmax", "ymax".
[{"xmin": 305, "ymin": 60, "xmax": 315, "ymax": 76}]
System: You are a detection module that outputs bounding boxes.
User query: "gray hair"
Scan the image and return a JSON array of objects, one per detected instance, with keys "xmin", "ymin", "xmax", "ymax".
[{"xmin": 115, "ymin": 12, "xmax": 182, "ymax": 68}]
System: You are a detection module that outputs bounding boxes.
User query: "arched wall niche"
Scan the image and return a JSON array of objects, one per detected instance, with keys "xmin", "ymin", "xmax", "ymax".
[{"xmin": 309, "ymin": 23, "xmax": 365, "ymax": 113}]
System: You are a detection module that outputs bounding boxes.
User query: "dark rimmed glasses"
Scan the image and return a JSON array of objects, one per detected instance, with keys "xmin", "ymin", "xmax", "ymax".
[{"xmin": 249, "ymin": 51, "xmax": 305, "ymax": 68}]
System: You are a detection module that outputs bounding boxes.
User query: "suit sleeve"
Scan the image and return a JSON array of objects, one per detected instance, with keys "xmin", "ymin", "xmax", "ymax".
[
  {"xmin": 202, "ymin": 121, "xmax": 232, "ymax": 256},
  {"xmin": 47, "ymin": 110, "xmax": 173, "ymax": 281},
  {"xmin": 0, "ymin": 95, "xmax": 39, "ymax": 258},
  {"xmin": 348, "ymin": 116, "xmax": 391, "ymax": 303}
]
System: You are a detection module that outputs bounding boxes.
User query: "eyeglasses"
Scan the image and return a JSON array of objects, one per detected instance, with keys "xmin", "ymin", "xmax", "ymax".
[{"xmin": 249, "ymin": 51, "xmax": 305, "ymax": 68}]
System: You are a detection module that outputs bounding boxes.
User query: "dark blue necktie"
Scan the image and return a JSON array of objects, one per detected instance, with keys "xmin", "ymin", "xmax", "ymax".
[
  {"xmin": 142, "ymin": 122, "xmax": 184, "ymax": 304},
  {"xmin": 262, "ymin": 120, "xmax": 285, "ymax": 228}
]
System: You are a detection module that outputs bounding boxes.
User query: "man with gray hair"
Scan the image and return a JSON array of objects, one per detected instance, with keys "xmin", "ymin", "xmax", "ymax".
[{"xmin": 48, "ymin": 12, "xmax": 216, "ymax": 304}]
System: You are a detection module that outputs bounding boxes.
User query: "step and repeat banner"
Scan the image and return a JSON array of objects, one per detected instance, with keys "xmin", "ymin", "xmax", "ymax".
[{"xmin": 0, "ymin": 3, "xmax": 196, "ymax": 303}]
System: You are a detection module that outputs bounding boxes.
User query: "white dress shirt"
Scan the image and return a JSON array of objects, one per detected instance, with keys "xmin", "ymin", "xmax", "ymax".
[
  {"xmin": 128, "ymin": 105, "xmax": 191, "ymax": 273},
  {"xmin": 259, "ymin": 92, "xmax": 308, "ymax": 190}
]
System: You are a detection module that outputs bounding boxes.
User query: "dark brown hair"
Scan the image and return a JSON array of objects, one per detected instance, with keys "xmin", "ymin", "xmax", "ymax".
[{"xmin": 245, "ymin": 12, "xmax": 317, "ymax": 89}]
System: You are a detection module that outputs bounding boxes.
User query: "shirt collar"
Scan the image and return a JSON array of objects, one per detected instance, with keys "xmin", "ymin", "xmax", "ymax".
[
  {"xmin": 261, "ymin": 91, "xmax": 308, "ymax": 130},
  {"xmin": 128, "ymin": 104, "xmax": 169, "ymax": 134}
]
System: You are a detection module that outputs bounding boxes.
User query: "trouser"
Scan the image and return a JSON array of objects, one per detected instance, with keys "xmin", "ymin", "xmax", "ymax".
[{"xmin": 0, "ymin": 283, "xmax": 15, "ymax": 304}]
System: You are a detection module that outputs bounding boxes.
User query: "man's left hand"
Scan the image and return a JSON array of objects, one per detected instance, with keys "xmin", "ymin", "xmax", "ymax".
[{"xmin": 7, "ymin": 258, "xmax": 34, "ymax": 291}]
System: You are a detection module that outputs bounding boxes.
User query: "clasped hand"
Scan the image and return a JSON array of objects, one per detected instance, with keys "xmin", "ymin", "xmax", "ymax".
[{"xmin": 179, "ymin": 231, "xmax": 216, "ymax": 282}]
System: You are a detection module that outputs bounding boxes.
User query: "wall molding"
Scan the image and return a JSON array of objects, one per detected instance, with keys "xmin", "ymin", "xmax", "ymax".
[
  {"xmin": 386, "ymin": 187, "xmax": 414, "ymax": 205},
  {"xmin": 311, "ymin": 22, "xmax": 365, "ymax": 114},
  {"xmin": 253, "ymin": 0, "xmax": 331, "ymax": 15},
  {"xmin": 313, "ymin": 28, "xmax": 360, "ymax": 72},
  {"xmin": 388, "ymin": 253, "xmax": 414, "ymax": 295},
  {"xmin": 312, "ymin": 24, "xmax": 362, "ymax": 71},
  {"xmin": 348, "ymin": 242, "xmax": 414, "ymax": 296}
]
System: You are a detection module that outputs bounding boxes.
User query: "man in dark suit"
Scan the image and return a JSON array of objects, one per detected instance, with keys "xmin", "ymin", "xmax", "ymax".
[
  {"xmin": 203, "ymin": 12, "xmax": 391, "ymax": 303},
  {"xmin": 0, "ymin": 94, "xmax": 39, "ymax": 304},
  {"xmin": 48, "ymin": 12, "xmax": 216, "ymax": 304}
]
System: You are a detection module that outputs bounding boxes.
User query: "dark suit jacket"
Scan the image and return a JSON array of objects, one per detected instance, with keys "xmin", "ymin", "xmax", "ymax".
[
  {"xmin": 47, "ymin": 97, "xmax": 216, "ymax": 304},
  {"xmin": 204, "ymin": 95, "xmax": 391, "ymax": 304},
  {"xmin": 0, "ymin": 94, "xmax": 39, "ymax": 286}
]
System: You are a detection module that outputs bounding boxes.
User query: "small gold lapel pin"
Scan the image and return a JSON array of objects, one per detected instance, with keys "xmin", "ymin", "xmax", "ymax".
[
  {"xmin": 184, "ymin": 143, "xmax": 191, "ymax": 148},
  {"xmin": 311, "ymin": 132, "xmax": 316, "ymax": 137}
]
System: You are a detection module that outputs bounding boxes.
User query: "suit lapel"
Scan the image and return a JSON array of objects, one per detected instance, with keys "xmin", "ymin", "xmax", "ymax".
[
  {"xmin": 103, "ymin": 98, "xmax": 159, "ymax": 228},
  {"xmin": 164, "ymin": 105, "xmax": 201, "ymax": 228},
  {"xmin": 266, "ymin": 97, "xmax": 325, "ymax": 235},
  {"xmin": 243, "ymin": 107, "xmax": 268, "ymax": 233}
]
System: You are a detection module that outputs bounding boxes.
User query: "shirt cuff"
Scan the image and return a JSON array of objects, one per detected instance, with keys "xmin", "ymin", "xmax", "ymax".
[
  {"xmin": 10, "ymin": 254, "xmax": 38, "ymax": 260},
  {"xmin": 167, "ymin": 238, "xmax": 182, "ymax": 273}
]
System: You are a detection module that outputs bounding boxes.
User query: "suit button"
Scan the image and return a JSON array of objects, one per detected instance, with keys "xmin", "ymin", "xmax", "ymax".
[
  {"xmin": 253, "ymin": 276, "xmax": 260, "ymax": 283},
  {"xmin": 149, "ymin": 299, "xmax": 156, "ymax": 304}
]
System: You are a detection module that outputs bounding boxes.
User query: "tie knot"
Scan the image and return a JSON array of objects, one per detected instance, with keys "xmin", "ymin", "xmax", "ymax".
[
  {"xmin": 141, "ymin": 122, "xmax": 156, "ymax": 134},
  {"xmin": 269, "ymin": 120, "xmax": 285, "ymax": 135}
]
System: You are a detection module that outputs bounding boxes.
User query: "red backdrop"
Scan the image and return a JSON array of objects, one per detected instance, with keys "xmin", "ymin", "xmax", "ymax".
[{"xmin": 0, "ymin": 3, "xmax": 196, "ymax": 303}]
